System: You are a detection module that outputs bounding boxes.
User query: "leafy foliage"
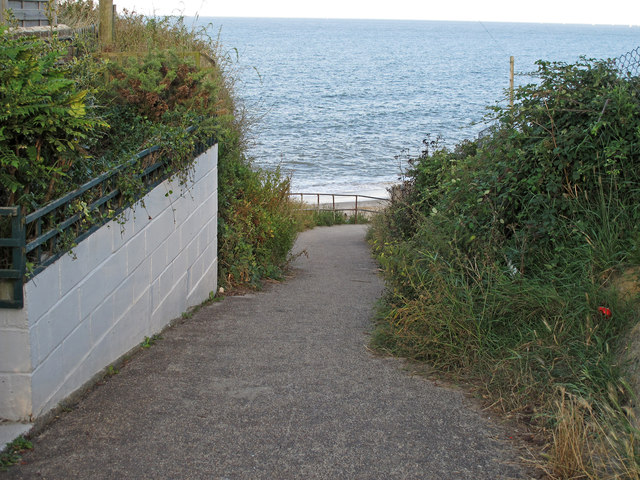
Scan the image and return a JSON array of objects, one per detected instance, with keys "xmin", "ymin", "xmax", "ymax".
[
  {"xmin": 218, "ymin": 146, "xmax": 299, "ymax": 286},
  {"xmin": 0, "ymin": 436, "xmax": 32, "ymax": 471},
  {"xmin": 0, "ymin": 26, "xmax": 106, "ymax": 207},
  {"xmin": 106, "ymin": 50, "xmax": 220, "ymax": 122},
  {"xmin": 0, "ymin": 2, "xmax": 300, "ymax": 289},
  {"xmin": 91, "ymin": 7, "xmax": 301, "ymax": 288},
  {"xmin": 370, "ymin": 58, "xmax": 640, "ymax": 477}
]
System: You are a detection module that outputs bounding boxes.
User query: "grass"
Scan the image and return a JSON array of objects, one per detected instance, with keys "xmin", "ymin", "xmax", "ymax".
[
  {"xmin": 369, "ymin": 188, "xmax": 640, "ymax": 479},
  {"xmin": 0, "ymin": 436, "xmax": 33, "ymax": 471},
  {"xmin": 296, "ymin": 208, "xmax": 371, "ymax": 229},
  {"xmin": 365, "ymin": 54, "xmax": 640, "ymax": 477},
  {"xmin": 542, "ymin": 388, "xmax": 640, "ymax": 479},
  {"xmin": 368, "ymin": 74, "xmax": 640, "ymax": 475},
  {"xmin": 140, "ymin": 334, "xmax": 162, "ymax": 349}
]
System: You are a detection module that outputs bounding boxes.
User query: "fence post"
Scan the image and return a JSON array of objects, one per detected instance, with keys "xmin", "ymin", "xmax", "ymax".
[
  {"xmin": 45, "ymin": 0, "xmax": 58, "ymax": 27},
  {"xmin": 11, "ymin": 209, "xmax": 25, "ymax": 307},
  {"xmin": 332, "ymin": 195, "xmax": 335, "ymax": 221},
  {"xmin": 509, "ymin": 56, "xmax": 515, "ymax": 110},
  {"xmin": 0, "ymin": 207, "xmax": 25, "ymax": 308},
  {"xmin": 355, "ymin": 196, "xmax": 358, "ymax": 224},
  {"xmin": 112, "ymin": 3, "xmax": 116, "ymax": 44},
  {"xmin": 99, "ymin": 0, "xmax": 113, "ymax": 48},
  {"xmin": 0, "ymin": 0, "xmax": 7, "ymax": 25}
]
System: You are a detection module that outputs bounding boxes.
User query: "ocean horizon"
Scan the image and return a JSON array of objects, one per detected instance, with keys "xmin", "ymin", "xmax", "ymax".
[
  {"xmin": 192, "ymin": 17, "xmax": 640, "ymax": 196},
  {"xmin": 204, "ymin": 16, "xmax": 640, "ymax": 28}
]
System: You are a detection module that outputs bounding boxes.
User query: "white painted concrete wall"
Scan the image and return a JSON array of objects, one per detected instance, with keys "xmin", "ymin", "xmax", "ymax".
[{"xmin": 0, "ymin": 145, "xmax": 218, "ymax": 421}]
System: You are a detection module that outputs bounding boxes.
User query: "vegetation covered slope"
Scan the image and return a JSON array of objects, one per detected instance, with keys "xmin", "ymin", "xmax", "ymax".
[
  {"xmin": 369, "ymin": 58, "xmax": 640, "ymax": 478},
  {"xmin": 0, "ymin": 0, "xmax": 301, "ymax": 287}
]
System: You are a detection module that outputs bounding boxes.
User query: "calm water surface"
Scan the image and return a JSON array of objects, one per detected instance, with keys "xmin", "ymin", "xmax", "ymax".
[{"xmin": 194, "ymin": 18, "xmax": 640, "ymax": 195}]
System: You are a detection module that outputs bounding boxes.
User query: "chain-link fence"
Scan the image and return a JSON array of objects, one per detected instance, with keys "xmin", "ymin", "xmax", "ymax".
[
  {"xmin": 476, "ymin": 46, "xmax": 640, "ymax": 141},
  {"xmin": 616, "ymin": 46, "xmax": 640, "ymax": 78}
]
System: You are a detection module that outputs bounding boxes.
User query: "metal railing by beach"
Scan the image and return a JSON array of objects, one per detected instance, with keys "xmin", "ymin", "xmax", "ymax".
[
  {"xmin": 0, "ymin": 127, "xmax": 215, "ymax": 309},
  {"xmin": 290, "ymin": 193, "xmax": 390, "ymax": 223}
]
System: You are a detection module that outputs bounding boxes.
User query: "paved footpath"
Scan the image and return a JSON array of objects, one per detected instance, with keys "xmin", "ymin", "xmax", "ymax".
[{"xmin": 4, "ymin": 225, "xmax": 532, "ymax": 479}]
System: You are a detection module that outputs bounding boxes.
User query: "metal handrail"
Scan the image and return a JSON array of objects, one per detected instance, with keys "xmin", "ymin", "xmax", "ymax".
[
  {"xmin": 0, "ymin": 207, "xmax": 24, "ymax": 309},
  {"xmin": 0, "ymin": 127, "xmax": 214, "ymax": 308}
]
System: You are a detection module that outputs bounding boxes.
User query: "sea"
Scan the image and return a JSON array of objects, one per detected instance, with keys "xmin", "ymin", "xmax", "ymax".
[{"xmin": 192, "ymin": 17, "xmax": 640, "ymax": 197}]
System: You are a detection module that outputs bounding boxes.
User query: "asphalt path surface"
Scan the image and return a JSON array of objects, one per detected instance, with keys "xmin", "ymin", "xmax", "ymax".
[{"xmin": 4, "ymin": 225, "xmax": 531, "ymax": 479}]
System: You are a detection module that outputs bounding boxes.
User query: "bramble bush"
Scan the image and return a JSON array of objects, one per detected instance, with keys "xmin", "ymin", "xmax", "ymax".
[{"xmin": 370, "ymin": 58, "xmax": 640, "ymax": 478}]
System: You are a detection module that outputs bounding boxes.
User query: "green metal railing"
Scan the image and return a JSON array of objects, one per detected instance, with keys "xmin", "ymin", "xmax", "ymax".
[
  {"xmin": 0, "ymin": 128, "xmax": 215, "ymax": 309},
  {"xmin": 0, "ymin": 207, "xmax": 25, "ymax": 308}
]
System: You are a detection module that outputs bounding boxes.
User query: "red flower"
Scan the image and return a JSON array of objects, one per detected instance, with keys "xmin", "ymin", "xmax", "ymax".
[{"xmin": 598, "ymin": 306, "xmax": 612, "ymax": 317}]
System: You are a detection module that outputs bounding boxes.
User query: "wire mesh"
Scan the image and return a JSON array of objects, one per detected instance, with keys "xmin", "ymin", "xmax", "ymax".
[
  {"xmin": 616, "ymin": 46, "xmax": 640, "ymax": 78},
  {"xmin": 477, "ymin": 46, "xmax": 640, "ymax": 142}
]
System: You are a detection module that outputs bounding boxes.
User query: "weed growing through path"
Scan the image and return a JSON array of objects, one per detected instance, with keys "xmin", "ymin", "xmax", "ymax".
[
  {"xmin": 0, "ymin": 436, "xmax": 33, "ymax": 471},
  {"xmin": 140, "ymin": 335, "xmax": 162, "ymax": 349}
]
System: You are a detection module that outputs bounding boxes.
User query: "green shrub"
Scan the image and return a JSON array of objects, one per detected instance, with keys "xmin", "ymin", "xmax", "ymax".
[
  {"xmin": 0, "ymin": 436, "xmax": 32, "ymax": 471},
  {"xmin": 370, "ymin": 57, "xmax": 640, "ymax": 477},
  {"xmin": 0, "ymin": 2, "xmax": 300, "ymax": 289},
  {"xmin": 311, "ymin": 210, "xmax": 347, "ymax": 226},
  {"xmin": 105, "ymin": 50, "xmax": 220, "ymax": 122},
  {"xmin": 218, "ymin": 152, "xmax": 300, "ymax": 286},
  {"xmin": 0, "ymin": 26, "xmax": 106, "ymax": 208},
  {"xmin": 92, "ymin": 12, "xmax": 302, "ymax": 289}
]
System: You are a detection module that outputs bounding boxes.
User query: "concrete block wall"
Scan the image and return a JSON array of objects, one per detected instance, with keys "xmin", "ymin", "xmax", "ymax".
[{"xmin": 0, "ymin": 145, "xmax": 218, "ymax": 421}]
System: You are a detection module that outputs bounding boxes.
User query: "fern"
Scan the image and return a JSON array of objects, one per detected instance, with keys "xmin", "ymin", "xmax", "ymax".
[{"xmin": 0, "ymin": 25, "xmax": 107, "ymax": 207}]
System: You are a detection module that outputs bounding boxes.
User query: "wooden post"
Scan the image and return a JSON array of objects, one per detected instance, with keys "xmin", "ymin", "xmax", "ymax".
[
  {"xmin": 47, "ymin": 0, "xmax": 58, "ymax": 27},
  {"xmin": 0, "ymin": 0, "xmax": 7, "ymax": 25},
  {"xmin": 99, "ymin": 0, "xmax": 113, "ymax": 48},
  {"xmin": 112, "ymin": 4, "xmax": 116, "ymax": 44},
  {"xmin": 509, "ymin": 56, "xmax": 515, "ymax": 110}
]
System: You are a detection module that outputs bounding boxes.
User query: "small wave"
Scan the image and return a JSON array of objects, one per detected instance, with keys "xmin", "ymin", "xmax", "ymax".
[{"xmin": 205, "ymin": 18, "xmax": 639, "ymax": 194}]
